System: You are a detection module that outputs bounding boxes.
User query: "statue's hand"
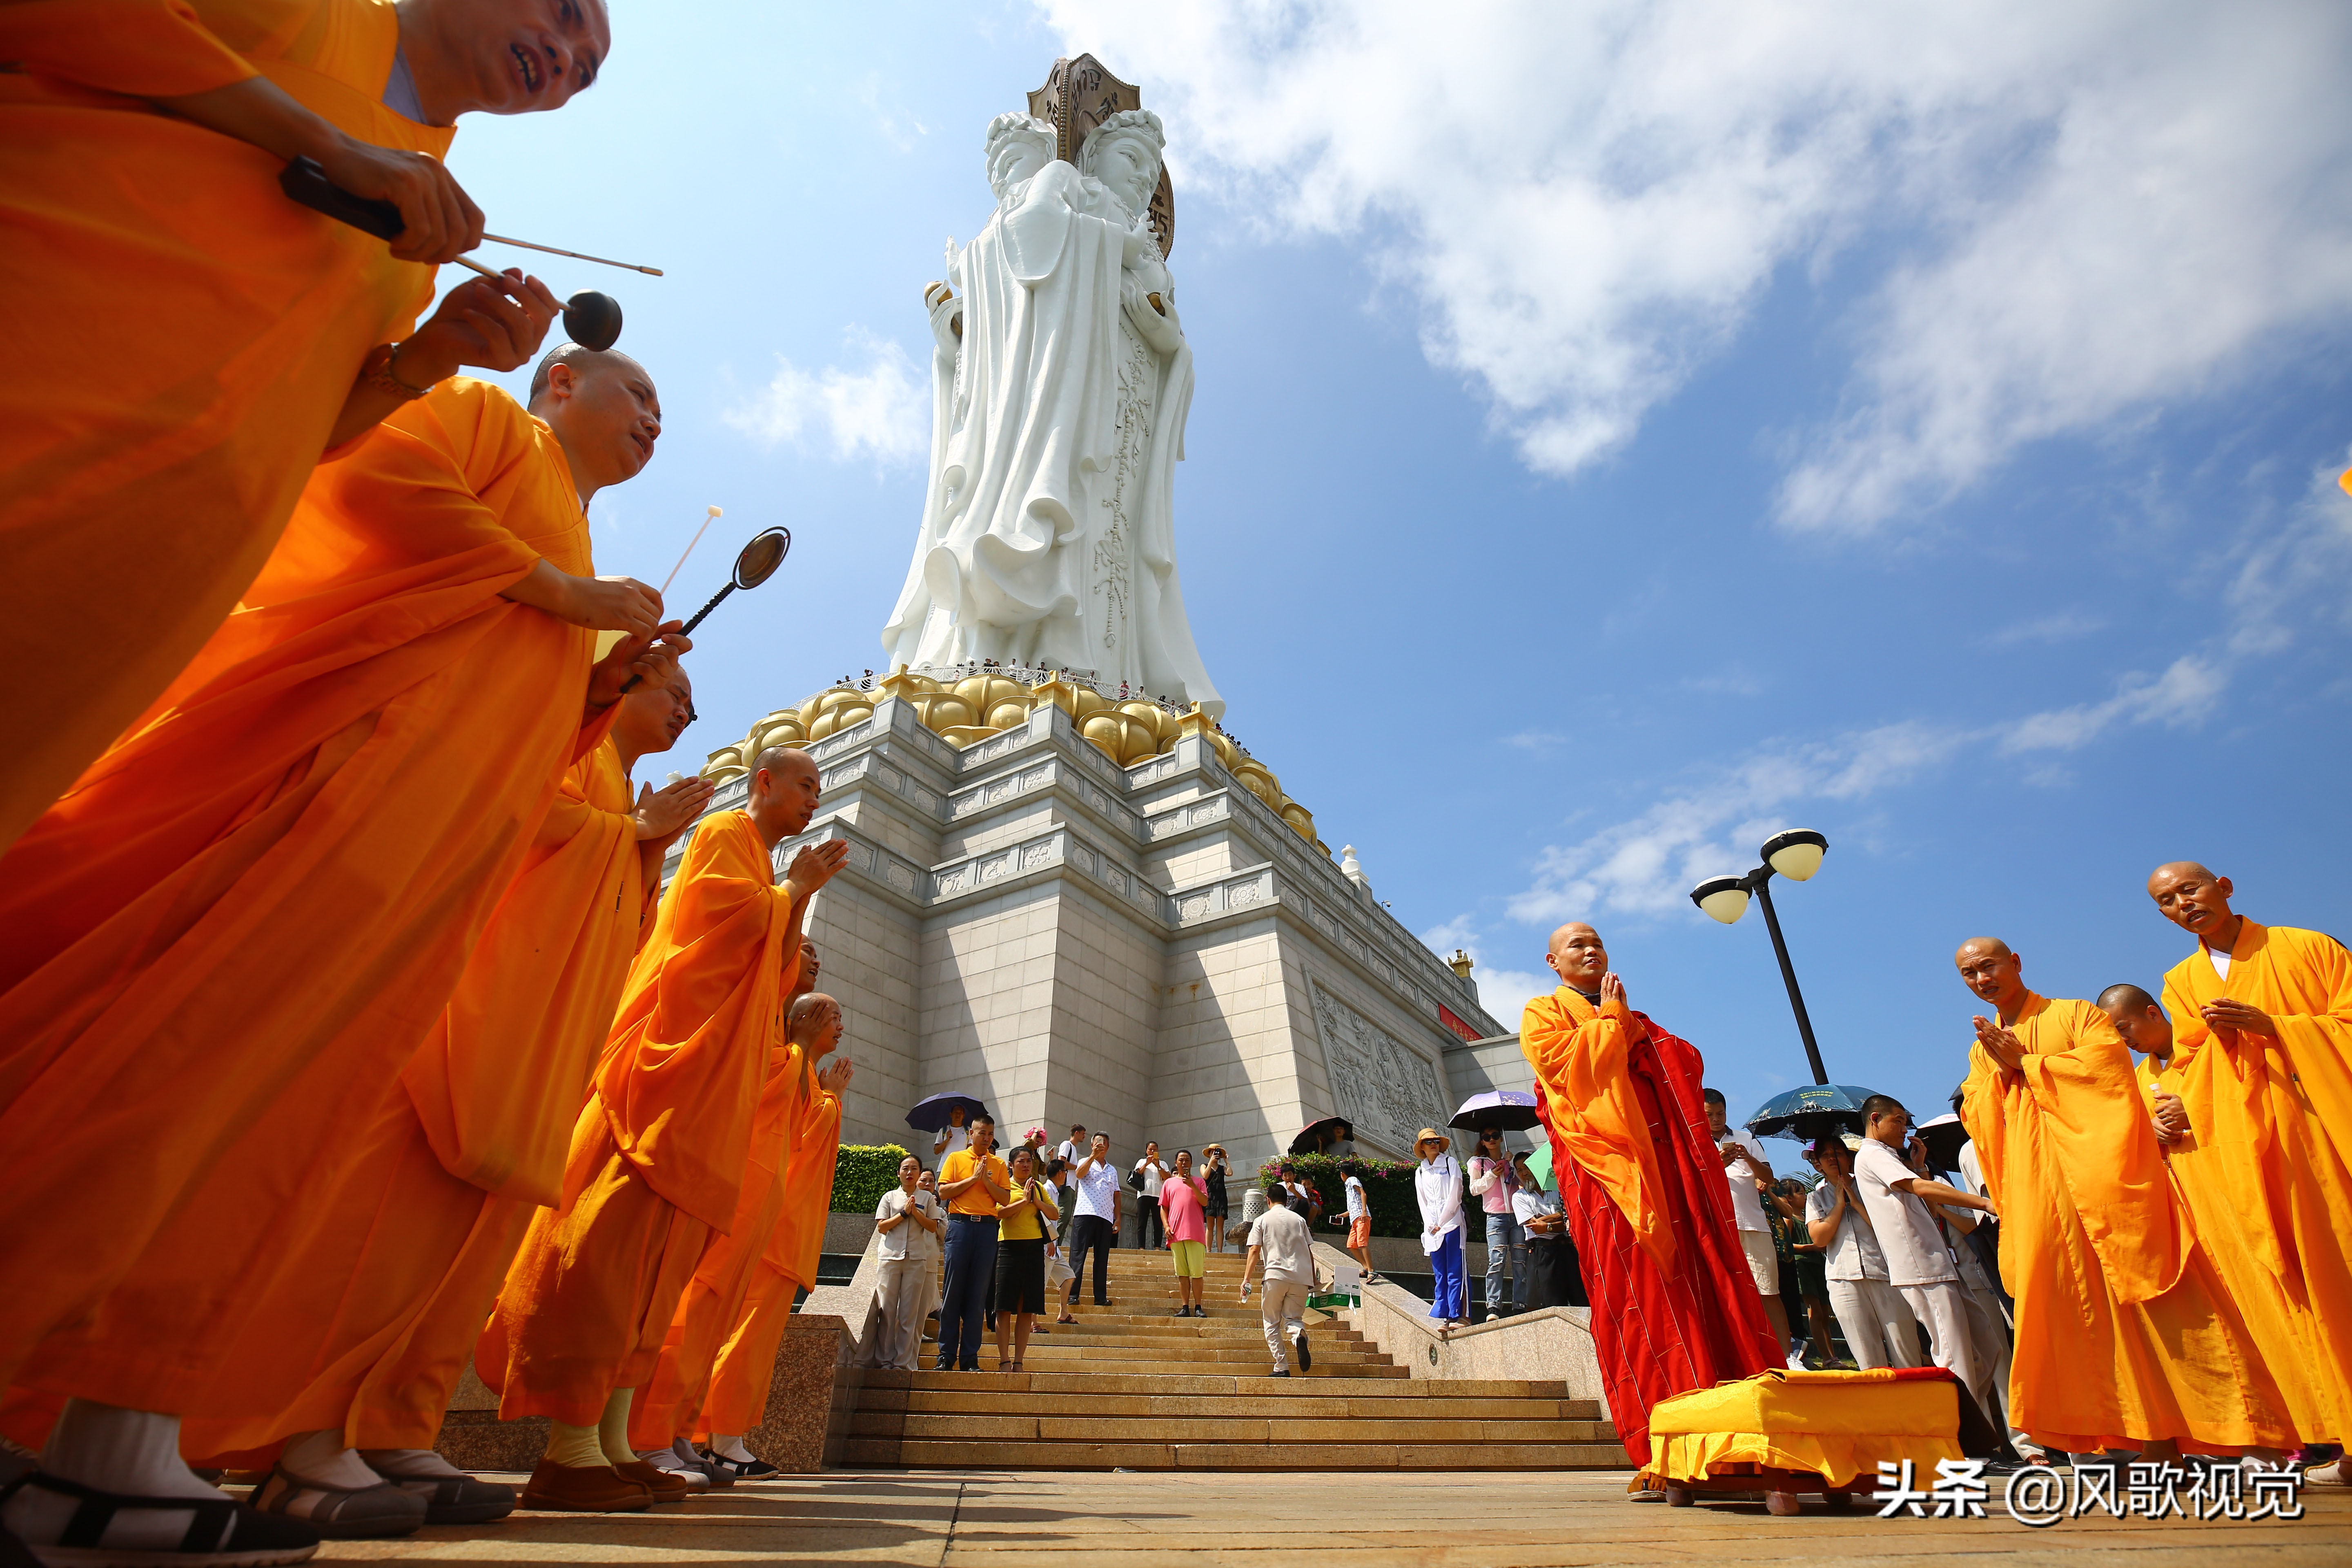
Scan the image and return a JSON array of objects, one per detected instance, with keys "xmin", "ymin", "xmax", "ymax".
[
  {"xmin": 925, "ymin": 286, "xmax": 963, "ymax": 355},
  {"xmin": 1123, "ymin": 277, "xmax": 1183, "ymax": 354}
]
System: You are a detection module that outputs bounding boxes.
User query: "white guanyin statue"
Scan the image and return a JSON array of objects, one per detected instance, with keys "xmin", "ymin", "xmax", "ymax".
[{"xmin": 879, "ymin": 109, "xmax": 1223, "ymax": 717}]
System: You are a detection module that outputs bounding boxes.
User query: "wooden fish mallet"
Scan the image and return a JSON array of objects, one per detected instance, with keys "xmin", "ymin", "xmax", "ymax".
[{"xmin": 278, "ymin": 156, "xmax": 660, "ymax": 349}]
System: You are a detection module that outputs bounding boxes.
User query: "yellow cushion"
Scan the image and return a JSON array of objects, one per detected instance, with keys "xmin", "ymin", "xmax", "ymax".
[{"xmin": 1648, "ymin": 1370, "xmax": 1962, "ymax": 1488}]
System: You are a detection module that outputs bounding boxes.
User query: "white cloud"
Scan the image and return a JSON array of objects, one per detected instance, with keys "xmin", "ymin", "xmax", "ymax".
[
  {"xmin": 724, "ymin": 331, "xmax": 929, "ymax": 465},
  {"xmin": 1418, "ymin": 917, "xmax": 1552, "ymax": 1032},
  {"xmin": 1039, "ymin": 0, "xmax": 2352, "ymax": 528},
  {"xmin": 1998, "ymin": 655, "xmax": 2224, "ymax": 754},
  {"xmin": 1987, "ymin": 611, "xmax": 2107, "ymax": 649}
]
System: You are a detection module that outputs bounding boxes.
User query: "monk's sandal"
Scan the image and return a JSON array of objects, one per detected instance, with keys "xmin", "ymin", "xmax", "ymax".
[
  {"xmin": 360, "ymin": 1468, "xmax": 513, "ymax": 1528},
  {"xmin": 248, "ymin": 1467, "xmax": 422, "ymax": 1540},
  {"xmin": 0, "ymin": 1470, "xmax": 318, "ymax": 1568}
]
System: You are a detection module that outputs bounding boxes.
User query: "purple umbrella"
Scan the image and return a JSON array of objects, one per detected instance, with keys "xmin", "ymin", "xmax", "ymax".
[{"xmin": 1448, "ymin": 1089, "xmax": 1541, "ymax": 1133}]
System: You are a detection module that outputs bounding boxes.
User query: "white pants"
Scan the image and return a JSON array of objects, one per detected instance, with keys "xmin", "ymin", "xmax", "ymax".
[
  {"xmin": 1260, "ymin": 1279, "xmax": 1308, "ymax": 1371},
  {"xmin": 1827, "ymin": 1277, "xmax": 1920, "ymax": 1370},
  {"xmin": 1900, "ymin": 1280, "xmax": 1990, "ymax": 1415},
  {"xmin": 871, "ymin": 1256, "xmax": 934, "ymax": 1370}
]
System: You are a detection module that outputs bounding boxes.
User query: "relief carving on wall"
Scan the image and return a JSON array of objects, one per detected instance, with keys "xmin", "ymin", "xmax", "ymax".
[{"xmin": 1308, "ymin": 978, "xmax": 1445, "ymax": 1157}]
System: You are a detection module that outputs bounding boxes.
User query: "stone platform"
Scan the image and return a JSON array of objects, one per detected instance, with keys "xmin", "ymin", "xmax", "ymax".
[
  {"xmin": 673, "ymin": 684, "xmax": 1521, "ymax": 1165},
  {"xmin": 310, "ymin": 1466, "xmax": 2350, "ymax": 1566}
]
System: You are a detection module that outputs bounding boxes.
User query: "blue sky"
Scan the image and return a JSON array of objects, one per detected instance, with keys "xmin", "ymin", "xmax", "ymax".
[{"xmin": 443, "ymin": 0, "xmax": 2352, "ymax": 1134}]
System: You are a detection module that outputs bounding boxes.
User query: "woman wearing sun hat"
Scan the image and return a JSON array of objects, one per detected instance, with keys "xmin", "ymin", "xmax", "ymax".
[{"xmin": 1414, "ymin": 1129, "xmax": 1468, "ymax": 1327}]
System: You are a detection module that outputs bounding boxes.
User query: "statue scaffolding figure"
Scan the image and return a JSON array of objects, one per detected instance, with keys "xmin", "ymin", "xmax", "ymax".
[{"xmin": 880, "ymin": 110, "xmax": 1223, "ymax": 717}]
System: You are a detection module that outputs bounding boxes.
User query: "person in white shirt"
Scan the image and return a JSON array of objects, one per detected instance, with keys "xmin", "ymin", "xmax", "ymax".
[
  {"xmin": 1852, "ymin": 1096, "xmax": 1997, "ymax": 1422},
  {"xmin": 1055, "ymin": 1124, "xmax": 1087, "ymax": 1172},
  {"xmin": 1066, "ymin": 1133, "xmax": 1122, "ymax": 1307},
  {"xmin": 1802, "ymin": 1138, "xmax": 1919, "ymax": 1370},
  {"xmin": 932, "ymin": 1104, "xmax": 972, "ymax": 1163},
  {"xmin": 1413, "ymin": 1129, "xmax": 1467, "ymax": 1327},
  {"xmin": 868, "ymin": 1156, "xmax": 944, "ymax": 1370},
  {"xmin": 1132, "ymin": 1141, "xmax": 1169, "ymax": 1248},
  {"xmin": 1703, "ymin": 1087, "xmax": 1792, "ymax": 1357},
  {"xmin": 1341, "ymin": 1165, "xmax": 1373, "ymax": 1280},
  {"xmin": 1510, "ymin": 1153, "xmax": 1582, "ymax": 1308}
]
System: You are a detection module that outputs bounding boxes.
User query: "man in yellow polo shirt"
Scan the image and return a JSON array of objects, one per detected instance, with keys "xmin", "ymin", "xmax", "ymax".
[{"xmin": 934, "ymin": 1115, "xmax": 1009, "ymax": 1370}]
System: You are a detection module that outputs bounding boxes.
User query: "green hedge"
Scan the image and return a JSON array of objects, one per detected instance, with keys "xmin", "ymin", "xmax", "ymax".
[
  {"xmin": 1256, "ymin": 1154, "xmax": 1428, "ymax": 1238},
  {"xmin": 831, "ymin": 1143, "xmax": 915, "ymax": 1214}
]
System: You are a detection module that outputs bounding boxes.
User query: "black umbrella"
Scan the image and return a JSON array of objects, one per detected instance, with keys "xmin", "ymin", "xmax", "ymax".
[
  {"xmin": 905, "ymin": 1091, "xmax": 989, "ymax": 1134},
  {"xmin": 1288, "ymin": 1116, "xmax": 1353, "ymax": 1156},
  {"xmin": 1448, "ymin": 1089, "xmax": 1541, "ymax": 1133},
  {"xmin": 1915, "ymin": 1112, "xmax": 1971, "ymax": 1175},
  {"xmin": 1745, "ymin": 1083, "xmax": 1881, "ymax": 1143}
]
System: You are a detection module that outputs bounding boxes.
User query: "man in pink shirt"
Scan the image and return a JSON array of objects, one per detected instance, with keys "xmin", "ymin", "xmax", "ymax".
[{"xmin": 1161, "ymin": 1150, "xmax": 1212, "ymax": 1317}]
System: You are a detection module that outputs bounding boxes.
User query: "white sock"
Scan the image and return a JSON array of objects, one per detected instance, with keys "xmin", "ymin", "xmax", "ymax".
[
  {"xmin": 280, "ymin": 1428, "xmax": 383, "ymax": 1489},
  {"xmin": 643, "ymin": 1446, "xmax": 693, "ymax": 1473},
  {"xmin": 670, "ymin": 1439, "xmax": 702, "ymax": 1468},
  {"xmin": 1, "ymin": 1401, "xmax": 227, "ymax": 1555},
  {"xmin": 544, "ymin": 1421, "xmax": 609, "ymax": 1470},
  {"xmin": 596, "ymin": 1389, "xmax": 636, "ymax": 1468},
  {"xmin": 710, "ymin": 1436, "xmax": 755, "ymax": 1464},
  {"xmin": 359, "ymin": 1448, "xmax": 464, "ymax": 1480}
]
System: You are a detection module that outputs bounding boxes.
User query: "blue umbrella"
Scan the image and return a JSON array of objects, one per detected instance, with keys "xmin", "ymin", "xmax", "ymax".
[
  {"xmin": 1745, "ymin": 1083, "xmax": 1881, "ymax": 1142},
  {"xmin": 905, "ymin": 1090, "xmax": 989, "ymax": 1134},
  {"xmin": 1448, "ymin": 1089, "xmax": 1541, "ymax": 1133}
]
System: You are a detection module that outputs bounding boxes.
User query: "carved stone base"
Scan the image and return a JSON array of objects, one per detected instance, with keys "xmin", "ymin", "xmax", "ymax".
[{"xmin": 668, "ymin": 692, "xmax": 1516, "ymax": 1165}]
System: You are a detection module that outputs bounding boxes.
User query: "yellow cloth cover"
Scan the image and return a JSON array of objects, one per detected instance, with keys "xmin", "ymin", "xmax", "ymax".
[{"xmin": 1648, "ymin": 1370, "xmax": 1961, "ymax": 1488}]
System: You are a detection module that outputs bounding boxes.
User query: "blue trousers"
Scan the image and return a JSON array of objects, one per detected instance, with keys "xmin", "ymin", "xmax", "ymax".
[
  {"xmin": 1485, "ymin": 1212, "xmax": 1525, "ymax": 1312},
  {"xmin": 1428, "ymin": 1227, "xmax": 1466, "ymax": 1320},
  {"xmin": 938, "ymin": 1214, "xmax": 998, "ymax": 1368}
]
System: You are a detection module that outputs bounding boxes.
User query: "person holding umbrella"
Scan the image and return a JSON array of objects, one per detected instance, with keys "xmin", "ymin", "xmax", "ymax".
[
  {"xmin": 1467, "ymin": 1126, "xmax": 1523, "ymax": 1319},
  {"xmin": 1414, "ymin": 1130, "xmax": 1468, "ymax": 1328},
  {"xmin": 1511, "ymin": 1152, "xmax": 1582, "ymax": 1307}
]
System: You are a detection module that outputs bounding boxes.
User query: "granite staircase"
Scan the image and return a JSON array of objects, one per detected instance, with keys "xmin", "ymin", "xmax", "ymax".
[{"xmin": 841, "ymin": 1247, "xmax": 1628, "ymax": 1470}]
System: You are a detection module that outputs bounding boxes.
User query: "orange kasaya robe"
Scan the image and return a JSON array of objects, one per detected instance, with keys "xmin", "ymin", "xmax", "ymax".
[
  {"xmin": 163, "ymin": 738, "xmax": 655, "ymax": 1463},
  {"xmin": 0, "ymin": 376, "xmax": 606, "ymax": 1418},
  {"xmin": 1519, "ymin": 987, "xmax": 1775, "ymax": 1468},
  {"xmin": 0, "ymin": 0, "xmax": 452, "ymax": 854},
  {"xmin": 695, "ymin": 1087, "xmax": 844, "ymax": 1441},
  {"xmin": 477, "ymin": 811, "xmax": 802, "ymax": 1430},
  {"xmin": 1962, "ymin": 992, "xmax": 2295, "ymax": 1455},
  {"xmin": 628, "ymin": 1046, "xmax": 840, "ymax": 1449},
  {"xmin": 2151, "ymin": 921, "xmax": 2352, "ymax": 1443}
]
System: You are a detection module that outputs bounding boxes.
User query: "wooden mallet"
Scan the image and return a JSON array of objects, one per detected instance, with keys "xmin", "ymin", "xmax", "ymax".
[{"xmin": 278, "ymin": 157, "xmax": 656, "ymax": 350}]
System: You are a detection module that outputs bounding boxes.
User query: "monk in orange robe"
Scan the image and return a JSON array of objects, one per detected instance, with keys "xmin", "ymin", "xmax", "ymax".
[
  {"xmin": 630, "ymin": 993, "xmax": 850, "ymax": 1476},
  {"xmin": 156, "ymin": 666, "xmax": 713, "ymax": 1528},
  {"xmin": 475, "ymin": 751, "xmax": 851, "ymax": 1513},
  {"xmin": 2136, "ymin": 864, "xmax": 2352, "ymax": 1468},
  {"xmin": 1955, "ymin": 938, "xmax": 2294, "ymax": 1459},
  {"xmin": 1518, "ymin": 922, "xmax": 1775, "ymax": 1482},
  {"xmin": 0, "ymin": 351, "xmax": 675, "ymax": 1559},
  {"xmin": 694, "ymin": 1062, "xmax": 850, "ymax": 1474},
  {"xmin": 0, "ymin": 0, "xmax": 607, "ymax": 854}
]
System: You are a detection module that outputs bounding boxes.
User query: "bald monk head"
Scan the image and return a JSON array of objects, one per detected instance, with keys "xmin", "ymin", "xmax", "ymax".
[
  {"xmin": 788, "ymin": 942, "xmax": 822, "ymax": 1004},
  {"xmin": 787, "ymin": 991, "xmax": 844, "ymax": 1062},
  {"xmin": 747, "ymin": 746, "xmax": 822, "ymax": 846},
  {"xmin": 1544, "ymin": 922, "xmax": 1610, "ymax": 994},
  {"xmin": 528, "ymin": 345, "xmax": 660, "ymax": 501},
  {"xmin": 401, "ymin": 0, "xmax": 613, "ymax": 122},
  {"xmin": 2147, "ymin": 862, "xmax": 2242, "ymax": 948},
  {"xmin": 611, "ymin": 666, "xmax": 694, "ymax": 766},
  {"xmin": 2096, "ymin": 982, "xmax": 2174, "ymax": 1058},
  {"xmin": 1953, "ymin": 937, "xmax": 2027, "ymax": 1014}
]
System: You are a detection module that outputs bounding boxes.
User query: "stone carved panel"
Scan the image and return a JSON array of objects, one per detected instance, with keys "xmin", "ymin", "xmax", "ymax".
[{"xmin": 1309, "ymin": 979, "xmax": 1447, "ymax": 1158}]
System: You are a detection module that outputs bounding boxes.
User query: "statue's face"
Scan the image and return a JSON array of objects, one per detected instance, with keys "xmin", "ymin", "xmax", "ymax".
[
  {"xmin": 1093, "ymin": 134, "xmax": 1158, "ymax": 216},
  {"xmin": 990, "ymin": 136, "xmax": 1049, "ymax": 200}
]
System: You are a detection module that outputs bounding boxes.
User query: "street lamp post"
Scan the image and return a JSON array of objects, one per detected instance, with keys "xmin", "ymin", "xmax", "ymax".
[{"xmin": 1690, "ymin": 829, "xmax": 1831, "ymax": 1086}]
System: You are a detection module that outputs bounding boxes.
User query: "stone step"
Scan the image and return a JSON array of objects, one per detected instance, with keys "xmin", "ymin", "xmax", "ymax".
[
  {"xmin": 848, "ymin": 1412, "xmax": 1620, "ymax": 1444},
  {"xmin": 855, "ymin": 1369, "xmax": 1580, "ymax": 1400},
  {"xmin": 857, "ymin": 1388, "xmax": 1608, "ymax": 1422},
  {"xmin": 837, "ymin": 1437, "xmax": 1631, "ymax": 1471},
  {"xmin": 918, "ymin": 1345, "xmax": 1401, "ymax": 1369}
]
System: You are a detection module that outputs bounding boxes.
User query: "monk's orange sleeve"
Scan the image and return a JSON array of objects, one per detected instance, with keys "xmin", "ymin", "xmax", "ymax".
[
  {"xmin": 0, "ymin": 1, "xmax": 256, "ymax": 97},
  {"xmin": 2010, "ymin": 1000, "xmax": 2187, "ymax": 1304},
  {"xmin": 1520, "ymin": 992, "xmax": 1673, "ymax": 1267}
]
